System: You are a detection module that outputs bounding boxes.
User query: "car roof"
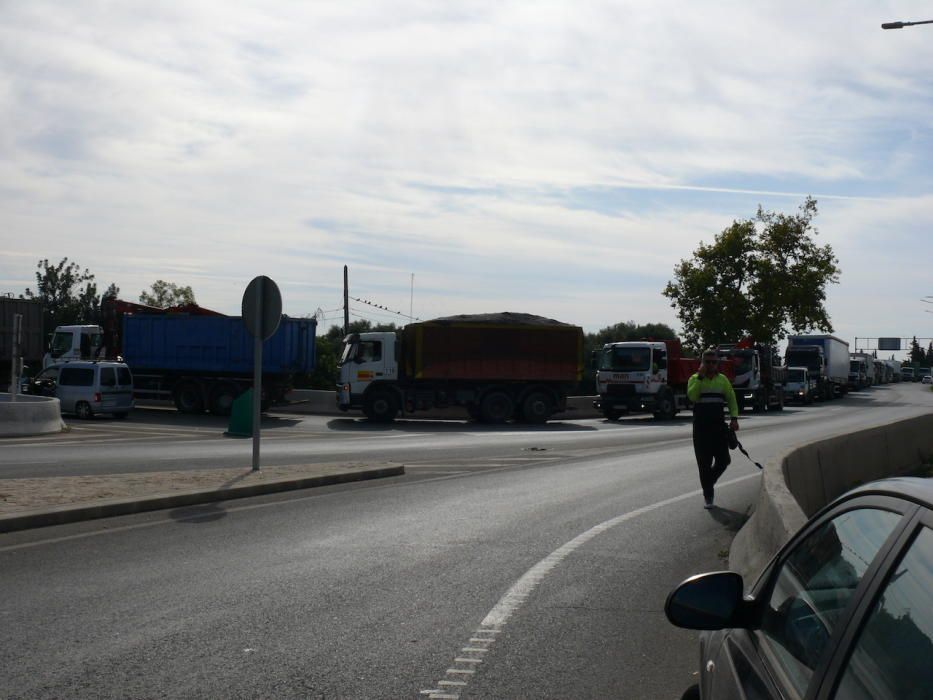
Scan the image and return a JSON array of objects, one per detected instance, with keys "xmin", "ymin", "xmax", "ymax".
[{"xmin": 839, "ymin": 477, "xmax": 933, "ymax": 510}]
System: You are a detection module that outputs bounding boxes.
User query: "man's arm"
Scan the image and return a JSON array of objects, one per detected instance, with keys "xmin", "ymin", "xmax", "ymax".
[
  {"xmin": 687, "ymin": 373, "xmax": 702, "ymax": 402},
  {"xmin": 720, "ymin": 375, "xmax": 740, "ymax": 426}
]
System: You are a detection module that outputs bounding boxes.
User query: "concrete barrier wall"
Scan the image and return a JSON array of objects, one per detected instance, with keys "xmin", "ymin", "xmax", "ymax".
[
  {"xmin": 730, "ymin": 413, "xmax": 933, "ymax": 583},
  {"xmin": 279, "ymin": 390, "xmax": 603, "ymax": 420},
  {"xmin": 0, "ymin": 393, "xmax": 64, "ymax": 437}
]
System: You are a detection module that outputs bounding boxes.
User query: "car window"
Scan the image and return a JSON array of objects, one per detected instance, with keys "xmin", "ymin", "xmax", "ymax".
[
  {"xmin": 59, "ymin": 367, "xmax": 95, "ymax": 387},
  {"xmin": 833, "ymin": 525, "xmax": 933, "ymax": 699},
  {"xmin": 100, "ymin": 367, "xmax": 116, "ymax": 387},
  {"xmin": 117, "ymin": 367, "xmax": 132, "ymax": 386},
  {"xmin": 758, "ymin": 508, "xmax": 902, "ymax": 698}
]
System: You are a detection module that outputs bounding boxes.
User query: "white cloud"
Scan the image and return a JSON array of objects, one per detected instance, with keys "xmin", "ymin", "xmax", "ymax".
[{"xmin": 1, "ymin": 0, "xmax": 931, "ymax": 340}]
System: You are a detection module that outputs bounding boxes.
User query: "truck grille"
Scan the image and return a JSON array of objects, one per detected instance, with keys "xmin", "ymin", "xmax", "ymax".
[{"xmin": 606, "ymin": 383, "xmax": 636, "ymax": 396}]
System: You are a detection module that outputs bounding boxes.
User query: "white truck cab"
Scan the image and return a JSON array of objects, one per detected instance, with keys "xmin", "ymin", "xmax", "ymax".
[
  {"xmin": 594, "ymin": 341, "xmax": 678, "ymax": 420},
  {"xmin": 784, "ymin": 365, "xmax": 816, "ymax": 404},
  {"xmin": 44, "ymin": 325, "xmax": 105, "ymax": 368},
  {"xmin": 337, "ymin": 332, "xmax": 399, "ymax": 411}
]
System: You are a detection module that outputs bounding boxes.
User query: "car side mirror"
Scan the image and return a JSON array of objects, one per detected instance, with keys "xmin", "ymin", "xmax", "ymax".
[{"xmin": 665, "ymin": 571, "xmax": 748, "ymax": 630}]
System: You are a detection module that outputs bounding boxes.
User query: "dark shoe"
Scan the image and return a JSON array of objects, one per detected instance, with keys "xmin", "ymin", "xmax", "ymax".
[{"xmin": 704, "ymin": 494, "xmax": 714, "ymax": 509}]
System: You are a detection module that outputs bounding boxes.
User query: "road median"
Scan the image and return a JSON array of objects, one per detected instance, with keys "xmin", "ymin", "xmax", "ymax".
[{"xmin": 0, "ymin": 462, "xmax": 405, "ymax": 533}]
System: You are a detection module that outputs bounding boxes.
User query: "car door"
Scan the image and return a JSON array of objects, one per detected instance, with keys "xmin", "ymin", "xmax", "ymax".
[
  {"xmin": 705, "ymin": 498, "xmax": 912, "ymax": 700},
  {"xmin": 98, "ymin": 366, "xmax": 118, "ymax": 412}
]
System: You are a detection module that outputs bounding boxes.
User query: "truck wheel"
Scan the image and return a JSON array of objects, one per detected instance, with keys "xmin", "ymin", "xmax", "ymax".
[
  {"xmin": 520, "ymin": 392, "xmax": 553, "ymax": 424},
  {"xmin": 467, "ymin": 405, "xmax": 482, "ymax": 422},
  {"xmin": 75, "ymin": 401, "xmax": 94, "ymax": 420},
  {"xmin": 653, "ymin": 388, "xmax": 677, "ymax": 420},
  {"xmin": 480, "ymin": 391, "xmax": 514, "ymax": 424},
  {"xmin": 173, "ymin": 382, "xmax": 204, "ymax": 413},
  {"xmin": 364, "ymin": 390, "xmax": 398, "ymax": 422},
  {"xmin": 209, "ymin": 383, "xmax": 239, "ymax": 416},
  {"xmin": 603, "ymin": 407, "xmax": 626, "ymax": 421}
]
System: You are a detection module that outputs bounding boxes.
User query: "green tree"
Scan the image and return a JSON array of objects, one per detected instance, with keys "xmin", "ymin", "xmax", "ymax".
[
  {"xmin": 23, "ymin": 257, "xmax": 101, "ymax": 333},
  {"xmin": 663, "ymin": 197, "xmax": 840, "ymax": 350},
  {"xmin": 907, "ymin": 337, "xmax": 925, "ymax": 365},
  {"xmin": 139, "ymin": 280, "xmax": 196, "ymax": 308}
]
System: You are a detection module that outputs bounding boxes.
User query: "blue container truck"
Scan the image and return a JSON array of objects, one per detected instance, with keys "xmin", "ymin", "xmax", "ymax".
[
  {"xmin": 97, "ymin": 300, "xmax": 316, "ymax": 414},
  {"xmin": 122, "ymin": 314, "xmax": 315, "ymax": 414}
]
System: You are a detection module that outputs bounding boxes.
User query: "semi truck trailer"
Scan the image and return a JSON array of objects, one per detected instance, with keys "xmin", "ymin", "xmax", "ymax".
[
  {"xmin": 785, "ymin": 334, "xmax": 849, "ymax": 400},
  {"xmin": 1, "ymin": 296, "xmax": 44, "ymax": 390},
  {"xmin": 337, "ymin": 312, "xmax": 583, "ymax": 423}
]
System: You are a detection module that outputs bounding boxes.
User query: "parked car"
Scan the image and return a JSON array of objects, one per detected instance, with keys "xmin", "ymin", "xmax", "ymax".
[
  {"xmin": 666, "ymin": 478, "xmax": 933, "ymax": 699},
  {"xmin": 23, "ymin": 361, "xmax": 134, "ymax": 418},
  {"xmin": 923, "ymin": 374, "xmax": 932, "ymax": 385}
]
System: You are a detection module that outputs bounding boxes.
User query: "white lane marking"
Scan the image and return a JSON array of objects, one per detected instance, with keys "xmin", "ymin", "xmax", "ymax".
[{"xmin": 420, "ymin": 471, "xmax": 760, "ymax": 698}]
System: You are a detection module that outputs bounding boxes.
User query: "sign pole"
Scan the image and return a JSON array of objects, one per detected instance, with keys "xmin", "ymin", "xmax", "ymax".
[{"xmin": 252, "ymin": 283, "xmax": 263, "ymax": 472}]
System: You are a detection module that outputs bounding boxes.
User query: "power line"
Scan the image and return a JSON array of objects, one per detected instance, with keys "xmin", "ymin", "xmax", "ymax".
[{"xmin": 350, "ymin": 296, "xmax": 420, "ymax": 321}]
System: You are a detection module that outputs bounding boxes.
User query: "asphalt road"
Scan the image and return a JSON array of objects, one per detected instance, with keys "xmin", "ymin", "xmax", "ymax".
[{"xmin": 1, "ymin": 383, "xmax": 930, "ymax": 699}]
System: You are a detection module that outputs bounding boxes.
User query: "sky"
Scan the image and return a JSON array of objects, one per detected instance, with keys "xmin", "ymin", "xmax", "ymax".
[{"xmin": 1, "ymin": 1, "xmax": 932, "ymax": 357}]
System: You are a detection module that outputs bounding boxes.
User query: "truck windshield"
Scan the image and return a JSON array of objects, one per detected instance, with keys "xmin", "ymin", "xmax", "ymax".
[
  {"xmin": 850, "ymin": 361, "xmax": 861, "ymax": 372},
  {"xmin": 787, "ymin": 369, "xmax": 806, "ymax": 382},
  {"xmin": 599, "ymin": 346, "xmax": 651, "ymax": 372},
  {"xmin": 338, "ymin": 341, "xmax": 357, "ymax": 367},
  {"xmin": 786, "ymin": 351, "xmax": 820, "ymax": 372},
  {"xmin": 730, "ymin": 351, "xmax": 753, "ymax": 375},
  {"xmin": 50, "ymin": 331, "xmax": 73, "ymax": 358}
]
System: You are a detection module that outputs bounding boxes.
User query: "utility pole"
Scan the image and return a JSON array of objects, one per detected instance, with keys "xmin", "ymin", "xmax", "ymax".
[
  {"xmin": 343, "ymin": 265, "xmax": 350, "ymax": 336},
  {"xmin": 410, "ymin": 273, "xmax": 414, "ymax": 322}
]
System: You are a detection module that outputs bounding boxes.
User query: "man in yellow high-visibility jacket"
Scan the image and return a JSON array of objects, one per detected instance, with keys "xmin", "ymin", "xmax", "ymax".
[{"xmin": 687, "ymin": 349, "xmax": 740, "ymax": 509}]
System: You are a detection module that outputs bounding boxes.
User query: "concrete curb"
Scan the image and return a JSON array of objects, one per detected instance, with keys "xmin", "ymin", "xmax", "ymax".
[
  {"xmin": 0, "ymin": 465, "xmax": 405, "ymax": 534},
  {"xmin": 0, "ymin": 393, "xmax": 64, "ymax": 437},
  {"xmin": 729, "ymin": 413, "xmax": 933, "ymax": 583}
]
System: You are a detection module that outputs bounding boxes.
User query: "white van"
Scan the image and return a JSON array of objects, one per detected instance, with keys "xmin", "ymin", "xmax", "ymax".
[{"xmin": 26, "ymin": 361, "xmax": 134, "ymax": 419}]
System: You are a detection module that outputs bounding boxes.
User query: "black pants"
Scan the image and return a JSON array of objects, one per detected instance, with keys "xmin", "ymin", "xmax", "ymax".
[{"xmin": 693, "ymin": 423, "xmax": 731, "ymax": 498}]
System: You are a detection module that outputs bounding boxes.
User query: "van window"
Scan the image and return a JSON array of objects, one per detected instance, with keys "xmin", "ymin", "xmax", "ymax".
[
  {"xmin": 117, "ymin": 367, "xmax": 133, "ymax": 386},
  {"xmin": 100, "ymin": 368, "xmax": 117, "ymax": 387},
  {"xmin": 59, "ymin": 367, "xmax": 95, "ymax": 386}
]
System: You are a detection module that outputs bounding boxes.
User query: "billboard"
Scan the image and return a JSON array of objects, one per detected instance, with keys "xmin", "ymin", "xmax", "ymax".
[{"xmin": 878, "ymin": 337, "xmax": 901, "ymax": 351}]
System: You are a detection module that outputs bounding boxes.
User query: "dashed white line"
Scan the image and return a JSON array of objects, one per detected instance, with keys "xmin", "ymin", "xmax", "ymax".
[{"xmin": 419, "ymin": 471, "xmax": 760, "ymax": 698}]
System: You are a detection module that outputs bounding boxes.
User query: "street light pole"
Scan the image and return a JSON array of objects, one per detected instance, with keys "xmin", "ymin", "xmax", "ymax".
[{"xmin": 882, "ymin": 19, "xmax": 933, "ymax": 29}]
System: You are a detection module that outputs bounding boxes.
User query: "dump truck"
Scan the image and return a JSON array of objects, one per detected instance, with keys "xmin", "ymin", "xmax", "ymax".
[
  {"xmin": 717, "ymin": 339, "xmax": 785, "ymax": 412},
  {"xmin": 44, "ymin": 298, "xmax": 316, "ymax": 414},
  {"xmin": 337, "ymin": 312, "xmax": 583, "ymax": 423},
  {"xmin": 594, "ymin": 338, "xmax": 735, "ymax": 420}
]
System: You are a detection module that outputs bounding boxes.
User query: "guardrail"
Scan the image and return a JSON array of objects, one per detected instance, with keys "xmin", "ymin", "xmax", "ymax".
[{"xmin": 729, "ymin": 413, "xmax": 933, "ymax": 582}]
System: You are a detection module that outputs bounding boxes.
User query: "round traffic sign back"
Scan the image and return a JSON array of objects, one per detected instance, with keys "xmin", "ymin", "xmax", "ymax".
[{"xmin": 241, "ymin": 276, "xmax": 282, "ymax": 340}]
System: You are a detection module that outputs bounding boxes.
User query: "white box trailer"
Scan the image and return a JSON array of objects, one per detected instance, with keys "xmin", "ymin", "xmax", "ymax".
[{"xmin": 786, "ymin": 334, "xmax": 850, "ymax": 399}]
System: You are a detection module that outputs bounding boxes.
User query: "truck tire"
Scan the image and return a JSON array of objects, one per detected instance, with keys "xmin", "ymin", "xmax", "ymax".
[
  {"xmin": 520, "ymin": 392, "xmax": 553, "ymax": 424},
  {"xmin": 364, "ymin": 389, "xmax": 398, "ymax": 422},
  {"xmin": 480, "ymin": 391, "xmax": 514, "ymax": 424},
  {"xmin": 209, "ymin": 382, "xmax": 239, "ymax": 416},
  {"xmin": 653, "ymin": 388, "xmax": 677, "ymax": 420},
  {"xmin": 173, "ymin": 381, "xmax": 204, "ymax": 413}
]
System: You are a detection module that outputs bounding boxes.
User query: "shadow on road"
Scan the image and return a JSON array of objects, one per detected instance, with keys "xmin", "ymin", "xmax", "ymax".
[
  {"xmin": 707, "ymin": 506, "xmax": 750, "ymax": 533},
  {"xmin": 168, "ymin": 501, "xmax": 228, "ymax": 524},
  {"xmin": 324, "ymin": 418, "xmax": 597, "ymax": 433}
]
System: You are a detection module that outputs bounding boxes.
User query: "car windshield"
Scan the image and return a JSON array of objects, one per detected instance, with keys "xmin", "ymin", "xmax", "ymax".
[{"xmin": 600, "ymin": 346, "xmax": 651, "ymax": 372}]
